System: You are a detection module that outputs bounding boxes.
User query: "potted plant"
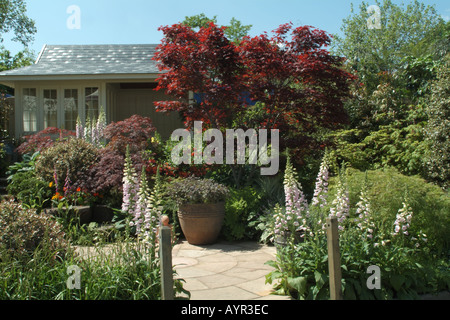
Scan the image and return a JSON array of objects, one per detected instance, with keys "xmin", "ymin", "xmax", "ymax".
[{"xmin": 167, "ymin": 176, "xmax": 229, "ymax": 245}]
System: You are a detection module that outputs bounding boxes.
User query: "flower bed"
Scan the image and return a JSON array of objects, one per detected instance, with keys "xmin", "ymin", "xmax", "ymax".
[
  {"xmin": 266, "ymin": 156, "xmax": 450, "ymax": 300},
  {"xmin": 4, "ymin": 112, "xmax": 448, "ymax": 300}
]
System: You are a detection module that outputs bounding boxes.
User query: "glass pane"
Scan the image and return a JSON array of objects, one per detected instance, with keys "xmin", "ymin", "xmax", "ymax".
[
  {"xmin": 64, "ymin": 89, "xmax": 78, "ymax": 131},
  {"xmin": 23, "ymin": 88, "xmax": 37, "ymax": 132},
  {"xmin": 85, "ymin": 87, "xmax": 99, "ymax": 121},
  {"xmin": 44, "ymin": 89, "xmax": 58, "ymax": 128}
]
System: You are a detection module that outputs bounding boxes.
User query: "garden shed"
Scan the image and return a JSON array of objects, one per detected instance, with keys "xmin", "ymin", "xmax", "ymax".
[{"xmin": 0, "ymin": 44, "xmax": 183, "ymax": 139}]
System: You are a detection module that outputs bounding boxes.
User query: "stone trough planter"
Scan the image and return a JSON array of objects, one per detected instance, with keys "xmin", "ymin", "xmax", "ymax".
[{"xmin": 44, "ymin": 205, "xmax": 114, "ymax": 225}]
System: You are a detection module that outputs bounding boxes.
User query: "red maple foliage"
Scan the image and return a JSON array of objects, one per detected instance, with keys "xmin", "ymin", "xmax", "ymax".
[
  {"xmin": 240, "ymin": 23, "xmax": 354, "ymax": 128},
  {"xmin": 154, "ymin": 22, "xmax": 356, "ymax": 161},
  {"xmin": 154, "ymin": 22, "xmax": 247, "ymax": 129},
  {"xmin": 103, "ymin": 114, "xmax": 156, "ymax": 155},
  {"xmin": 16, "ymin": 127, "xmax": 75, "ymax": 155}
]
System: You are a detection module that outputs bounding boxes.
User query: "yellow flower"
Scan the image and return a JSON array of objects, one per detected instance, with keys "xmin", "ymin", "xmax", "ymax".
[{"xmin": 49, "ymin": 182, "xmax": 54, "ymax": 188}]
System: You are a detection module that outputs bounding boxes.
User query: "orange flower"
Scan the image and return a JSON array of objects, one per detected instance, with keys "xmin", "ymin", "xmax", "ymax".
[
  {"xmin": 52, "ymin": 192, "xmax": 63, "ymax": 200},
  {"xmin": 76, "ymin": 187, "xmax": 82, "ymax": 192}
]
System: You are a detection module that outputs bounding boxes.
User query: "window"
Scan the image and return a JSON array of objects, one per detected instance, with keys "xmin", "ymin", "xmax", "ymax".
[
  {"xmin": 23, "ymin": 88, "xmax": 37, "ymax": 132},
  {"xmin": 64, "ymin": 89, "xmax": 78, "ymax": 130},
  {"xmin": 85, "ymin": 87, "xmax": 99, "ymax": 120},
  {"xmin": 19, "ymin": 86, "xmax": 103, "ymax": 136},
  {"xmin": 43, "ymin": 89, "xmax": 58, "ymax": 129}
]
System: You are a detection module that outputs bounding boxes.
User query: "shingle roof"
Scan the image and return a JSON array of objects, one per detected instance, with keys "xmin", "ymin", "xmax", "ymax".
[{"xmin": 0, "ymin": 44, "xmax": 161, "ymax": 77}]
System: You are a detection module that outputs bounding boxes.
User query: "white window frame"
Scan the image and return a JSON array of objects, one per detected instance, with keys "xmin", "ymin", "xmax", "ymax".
[
  {"xmin": 22, "ymin": 88, "xmax": 39, "ymax": 134},
  {"xmin": 16, "ymin": 83, "xmax": 103, "ymax": 137},
  {"xmin": 41, "ymin": 87, "xmax": 59, "ymax": 131}
]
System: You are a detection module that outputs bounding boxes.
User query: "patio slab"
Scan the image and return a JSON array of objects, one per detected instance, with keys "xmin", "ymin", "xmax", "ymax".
[{"xmin": 172, "ymin": 240, "xmax": 291, "ymax": 301}]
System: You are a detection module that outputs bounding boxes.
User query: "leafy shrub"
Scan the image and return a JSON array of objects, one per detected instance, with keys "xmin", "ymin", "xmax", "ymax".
[
  {"xmin": 340, "ymin": 167, "xmax": 450, "ymax": 253},
  {"xmin": 6, "ymin": 170, "xmax": 52, "ymax": 210},
  {"xmin": 146, "ymin": 137, "xmax": 209, "ymax": 179},
  {"xmin": 6, "ymin": 151, "xmax": 40, "ymax": 182},
  {"xmin": 166, "ymin": 176, "xmax": 230, "ymax": 205},
  {"xmin": 75, "ymin": 147, "xmax": 150, "ymax": 209},
  {"xmin": 6, "ymin": 151, "xmax": 52, "ymax": 210},
  {"xmin": 0, "ymin": 200, "xmax": 68, "ymax": 262},
  {"xmin": 75, "ymin": 148, "xmax": 125, "ymax": 206},
  {"xmin": 329, "ymin": 120, "xmax": 429, "ymax": 177},
  {"xmin": 223, "ymin": 186, "xmax": 262, "ymax": 241},
  {"xmin": 34, "ymin": 138, "xmax": 99, "ymax": 191}
]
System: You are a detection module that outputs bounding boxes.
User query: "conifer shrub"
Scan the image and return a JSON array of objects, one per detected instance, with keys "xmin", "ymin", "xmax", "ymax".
[{"xmin": 339, "ymin": 167, "xmax": 450, "ymax": 253}]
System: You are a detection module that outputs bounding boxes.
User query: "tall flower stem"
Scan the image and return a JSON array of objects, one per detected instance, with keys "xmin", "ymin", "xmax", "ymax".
[
  {"xmin": 310, "ymin": 156, "xmax": 330, "ymax": 233},
  {"xmin": 122, "ymin": 145, "xmax": 139, "ymax": 237},
  {"xmin": 329, "ymin": 167, "xmax": 349, "ymax": 231},
  {"xmin": 274, "ymin": 154, "xmax": 309, "ymax": 243}
]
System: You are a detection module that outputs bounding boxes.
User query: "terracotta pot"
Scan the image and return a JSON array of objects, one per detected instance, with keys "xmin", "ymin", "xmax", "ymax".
[{"xmin": 177, "ymin": 202, "xmax": 225, "ymax": 245}]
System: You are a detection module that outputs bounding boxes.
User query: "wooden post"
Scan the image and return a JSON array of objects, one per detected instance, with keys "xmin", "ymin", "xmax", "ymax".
[
  {"xmin": 327, "ymin": 216, "xmax": 343, "ymax": 300},
  {"xmin": 160, "ymin": 226, "xmax": 174, "ymax": 300}
]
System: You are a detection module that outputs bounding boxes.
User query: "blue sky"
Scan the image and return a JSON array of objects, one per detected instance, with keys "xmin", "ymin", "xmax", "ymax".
[{"xmin": 3, "ymin": 0, "xmax": 450, "ymax": 56}]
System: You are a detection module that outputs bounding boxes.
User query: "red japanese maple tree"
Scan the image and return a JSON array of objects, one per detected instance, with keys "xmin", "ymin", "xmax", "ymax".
[
  {"xmin": 237, "ymin": 23, "xmax": 356, "ymax": 161},
  {"xmin": 154, "ymin": 22, "xmax": 247, "ymax": 129},
  {"xmin": 154, "ymin": 21, "xmax": 355, "ymax": 160}
]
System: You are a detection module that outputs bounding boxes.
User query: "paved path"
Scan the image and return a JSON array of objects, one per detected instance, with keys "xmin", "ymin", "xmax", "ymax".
[{"xmin": 172, "ymin": 240, "xmax": 291, "ymax": 300}]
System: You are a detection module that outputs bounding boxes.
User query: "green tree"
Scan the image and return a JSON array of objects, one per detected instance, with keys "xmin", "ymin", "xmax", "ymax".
[
  {"xmin": 411, "ymin": 20, "xmax": 450, "ymax": 61},
  {"xmin": 328, "ymin": 0, "xmax": 447, "ymax": 181},
  {"xmin": 182, "ymin": 13, "xmax": 252, "ymax": 44},
  {"xmin": 0, "ymin": 0, "xmax": 36, "ymax": 93},
  {"xmin": 424, "ymin": 59, "xmax": 450, "ymax": 190},
  {"xmin": 0, "ymin": 46, "xmax": 34, "ymax": 72},
  {"xmin": 0, "ymin": 46, "xmax": 35, "ymax": 95},
  {"xmin": 0, "ymin": 0, "xmax": 36, "ymax": 45},
  {"xmin": 182, "ymin": 13, "xmax": 217, "ymax": 29},
  {"xmin": 332, "ymin": 0, "xmax": 444, "ymax": 92}
]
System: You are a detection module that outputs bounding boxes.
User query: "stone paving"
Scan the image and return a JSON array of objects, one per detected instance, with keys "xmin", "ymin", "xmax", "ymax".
[{"xmin": 172, "ymin": 240, "xmax": 291, "ymax": 300}]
